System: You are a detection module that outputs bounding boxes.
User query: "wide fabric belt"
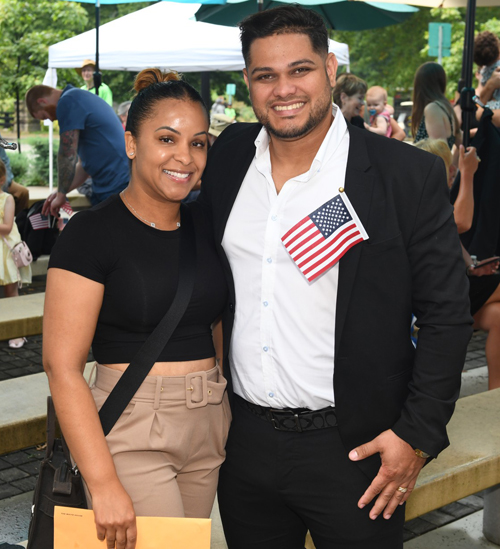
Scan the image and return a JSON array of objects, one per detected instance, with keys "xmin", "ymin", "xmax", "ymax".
[{"xmin": 238, "ymin": 395, "xmax": 337, "ymax": 432}]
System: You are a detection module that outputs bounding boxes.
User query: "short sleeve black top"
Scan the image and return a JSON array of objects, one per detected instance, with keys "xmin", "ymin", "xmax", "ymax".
[{"xmin": 48, "ymin": 194, "xmax": 227, "ymax": 364}]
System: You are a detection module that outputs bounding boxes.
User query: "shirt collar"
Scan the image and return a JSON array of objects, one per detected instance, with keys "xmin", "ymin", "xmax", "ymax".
[{"xmin": 253, "ymin": 104, "xmax": 348, "ymax": 182}]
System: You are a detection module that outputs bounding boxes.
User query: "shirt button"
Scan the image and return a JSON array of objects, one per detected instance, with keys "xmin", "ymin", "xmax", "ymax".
[
  {"xmin": 263, "ymin": 301, "xmax": 268, "ymax": 307},
  {"xmin": 263, "ymin": 346, "xmax": 269, "ymax": 352},
  {"xmin": 267, "ymin": 258, "xmax": 272, "ymax": 263},
  {"xmin": 269, "ymin": 392, "xmax": 274, "ymax": 398},
  {"xmin": 271, "ymin": 215, "xmax": 277, "ymax": 221}
]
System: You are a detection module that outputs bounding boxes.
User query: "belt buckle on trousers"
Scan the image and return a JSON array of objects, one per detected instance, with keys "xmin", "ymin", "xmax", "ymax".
[
  {"xmin": 185, "ymin": 371, "xmax": 208, "ymax": 409},
  {"xmin": 268, "ymin": 409, "xmax": 305, "ymax": 432}
]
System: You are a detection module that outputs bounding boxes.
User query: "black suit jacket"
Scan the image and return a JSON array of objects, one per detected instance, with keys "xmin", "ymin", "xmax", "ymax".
[{"xmin": 200, "ymin": 122, "xmax": 473, "ymax": 479}]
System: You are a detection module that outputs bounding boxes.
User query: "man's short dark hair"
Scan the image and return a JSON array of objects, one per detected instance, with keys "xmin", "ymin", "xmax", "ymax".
[{"xmin": 239, "ymin": 5, "xmax": 329, "ymax": 66}]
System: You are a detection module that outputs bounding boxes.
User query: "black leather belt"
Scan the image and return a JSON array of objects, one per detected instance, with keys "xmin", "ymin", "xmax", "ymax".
[{"xmin": 239, "ymin": 395, "xmax": 337, "ymax": 432}]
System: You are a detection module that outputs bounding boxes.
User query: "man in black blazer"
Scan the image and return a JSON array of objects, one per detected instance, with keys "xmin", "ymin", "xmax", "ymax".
[{"xmin": 200, "ymin": 6, "xmax": 472, "ymax": 548}]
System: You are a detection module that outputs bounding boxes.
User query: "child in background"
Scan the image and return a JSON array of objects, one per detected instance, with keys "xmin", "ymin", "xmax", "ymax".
[
  {"xmin": 474, "ymin": 31, "xmax": 500, "ymax": 110},
  {"xmin": 365, "ymin": 86, "xmax": 392, "ymax": 137},
  {"xmin": 0, "ymin": 159, "xmax": 31, "ymax": 349}
]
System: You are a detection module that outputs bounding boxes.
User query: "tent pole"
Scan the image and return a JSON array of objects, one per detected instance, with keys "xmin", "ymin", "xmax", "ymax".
[
  {"xmin": 94, "ymin": 0, "xmax": 102, "ymax": 96},
  {"xmin": 201, "ymin": 72, "xmax": 211, "ymax": 111},
  {"xmin": 460, "ymin": 0, "xmax": 476, "ymax": 148}
]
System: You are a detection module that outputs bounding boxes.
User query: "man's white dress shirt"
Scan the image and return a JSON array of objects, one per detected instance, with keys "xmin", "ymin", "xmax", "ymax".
[{"xmin": 222, "ymin": 106, "xmax": 350, "ymax": 410}]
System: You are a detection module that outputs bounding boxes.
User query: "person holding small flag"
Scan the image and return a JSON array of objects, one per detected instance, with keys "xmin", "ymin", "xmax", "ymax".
[
  {"xmin": 199, "ymin": 5, "xmax": 472, "ymax": 548},
  {"xmin": 25, "ymin": 83, "xmax": 129, "ymax": 216}
]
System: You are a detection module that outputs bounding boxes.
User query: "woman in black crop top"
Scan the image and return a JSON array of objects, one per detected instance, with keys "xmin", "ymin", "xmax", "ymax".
[{"xmin": 43, "ymin": 69, "xmax": 229, "ymax": 548}]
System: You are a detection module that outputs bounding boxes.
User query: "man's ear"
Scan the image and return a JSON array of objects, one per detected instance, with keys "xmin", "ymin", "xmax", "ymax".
[
  {"xmin": 326, "ymin": 53, "xmax": 338, "ymax": 88},
  {"xmin": 37, "ymin": 97, "xmax": 47, "ymax": 107},
  {"xmin": 243, "ymin": 68, "xmax": 250, "ymax": 89}
]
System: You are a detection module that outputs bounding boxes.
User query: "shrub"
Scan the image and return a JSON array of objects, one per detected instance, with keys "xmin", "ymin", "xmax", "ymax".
[
  {"xmin": 5, "ymin": 151, "xmax": 30, "ymax": 184},
  {"xmin": 25, "ymin": 140, "xmax": 58, "ymax": 187}
]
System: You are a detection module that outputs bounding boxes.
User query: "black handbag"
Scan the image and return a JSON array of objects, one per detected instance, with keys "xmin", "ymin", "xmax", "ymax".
[
  {"xmin": 26, "ymin": 205, "xmax": 197, "ymax": 548},
  {"xmin": 26, "ymin": 397, "xmax": 87, "ymax": 549}
]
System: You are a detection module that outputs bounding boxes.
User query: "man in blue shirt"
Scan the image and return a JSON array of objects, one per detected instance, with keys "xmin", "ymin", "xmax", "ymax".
[{"xmin": 25, "ymin": 84, "xmax": 129, "ymax": 215}]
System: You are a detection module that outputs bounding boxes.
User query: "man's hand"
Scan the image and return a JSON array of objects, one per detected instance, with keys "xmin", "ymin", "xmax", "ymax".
[
  {"xmin": 42, "ymin": 191, "xmax": 67, "ymax": 217},
  {"xmin": 349, "ymin": 429, "xmax": 426, "ymax": 520}
]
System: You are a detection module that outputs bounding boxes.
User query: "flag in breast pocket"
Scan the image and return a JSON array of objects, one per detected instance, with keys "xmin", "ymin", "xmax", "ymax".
[{"xmin": 281, "ymin": 192, "xmax": 368, "ymax": 282}]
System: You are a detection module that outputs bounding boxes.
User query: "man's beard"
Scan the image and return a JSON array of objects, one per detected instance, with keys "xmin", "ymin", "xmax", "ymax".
[{"xmin": 253, "ymin": 89, "xmax": 333, "ymax": 140}]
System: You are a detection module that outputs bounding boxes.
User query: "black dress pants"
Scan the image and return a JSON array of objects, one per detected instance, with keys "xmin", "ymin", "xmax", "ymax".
[{"xmin": 218, "ymin": 395, "xmax": 404, "ymax": 549}]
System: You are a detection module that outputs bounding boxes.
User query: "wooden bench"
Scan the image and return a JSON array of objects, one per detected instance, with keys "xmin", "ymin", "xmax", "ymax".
[
  {"xmin": 2, "ymin": 377, "xmax": 499, "ymax": 546},
  {"xmin": 0, "ymin": 293, "xmax": 44, "ymax": 341},
  {"xmin": 27, "ymin": 187, "xmax": 91, "ymax": 210},
  {"xmin": 31, "ymin": 254, "xmax": 49, "ymax": 277},
  {"xmin": 305, "ymin": 388, "xmax": 500, "ymax": 547}
]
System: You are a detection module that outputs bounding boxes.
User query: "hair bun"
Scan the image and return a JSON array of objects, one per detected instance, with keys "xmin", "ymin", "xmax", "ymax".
[{"xmin": 134, "ymin": 69, "xmax": 181, "ymax": 94}]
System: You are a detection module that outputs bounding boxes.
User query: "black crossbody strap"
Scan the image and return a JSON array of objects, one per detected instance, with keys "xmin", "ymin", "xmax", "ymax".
[
  {"xmin": 46, "ymin": 396, "xmax": 56, "ymax": 458},
  {"xmin": 98, "ymin": 205, "xmax": 197, "ymax": 436}
]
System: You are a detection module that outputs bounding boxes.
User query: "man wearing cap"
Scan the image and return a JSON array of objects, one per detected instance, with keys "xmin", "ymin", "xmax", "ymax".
[
  {"xmin": 77, "ymin": 59, "xmax": 113, "ymax": 107},
  {"xmin": 25, "ymin": 84, "xmax": 129, "ymax": 215}
]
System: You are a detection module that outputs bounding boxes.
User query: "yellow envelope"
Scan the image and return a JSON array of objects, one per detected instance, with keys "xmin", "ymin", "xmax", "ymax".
[{"xmin": 54, "ymin": 506, "xmax": 211, "ymax": 549}]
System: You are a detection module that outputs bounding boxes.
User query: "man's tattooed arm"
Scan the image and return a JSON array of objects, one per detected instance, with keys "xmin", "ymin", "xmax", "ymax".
[{"xmin": 57, "ymin": 129, "xmax": 79, "ymax": 194}]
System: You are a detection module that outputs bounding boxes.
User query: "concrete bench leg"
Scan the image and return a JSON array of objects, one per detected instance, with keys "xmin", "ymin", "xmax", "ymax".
[{"xmin": 483, "ymin": 484, "xmax": 500, "ymax": 545}]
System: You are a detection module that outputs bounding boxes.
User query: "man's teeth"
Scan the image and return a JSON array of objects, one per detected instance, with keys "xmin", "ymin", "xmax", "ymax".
[
  {"xmin": 163, "ymin": 170, "xmax": 189, "ymax": 179},
  {"xmin": 274, "ymin": 103, "xmax": 304, "ymax": 111}
]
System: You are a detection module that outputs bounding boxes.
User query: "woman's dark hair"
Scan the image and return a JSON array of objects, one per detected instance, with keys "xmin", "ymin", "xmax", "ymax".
[
  {"xmin": 332, "ymin": 74, "xmax": 367, "ymax": 107},
  {"xmin": 411, "ymin": 62, "xmax": 459, "ymax": 140},
  {"xmin": 474, "ymin": 31, "xmax": 500, "ymax": 67},
  {"xmin": 126, "ymin": 68, "xmax": 208, "ymax": 136},
  {"xmin": 239, "ymin": 5, "xmax": 329, "ymax": 66}
]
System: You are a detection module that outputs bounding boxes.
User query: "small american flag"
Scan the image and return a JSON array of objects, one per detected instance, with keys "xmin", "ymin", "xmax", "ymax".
[
  {"xmin": 29, "ymin": 212, "xmax": 50, "ymax": 231},
  {"xmin": 281, "ymin": 192, "xmax": 368, "ymax": 282},
  {"xmin": 60, "ymin": 201, "xmax": 74, "ymax": 216}
]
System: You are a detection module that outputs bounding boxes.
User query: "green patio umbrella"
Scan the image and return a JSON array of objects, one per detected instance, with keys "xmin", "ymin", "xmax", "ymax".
[{"xmin": 195, "ymin": 0, "xmax": 419, "ymax": 31}]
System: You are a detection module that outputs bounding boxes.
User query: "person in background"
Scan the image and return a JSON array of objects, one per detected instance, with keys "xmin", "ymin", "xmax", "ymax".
[
  {"xmin": 412, "ymin": 62, "xmax": 461, "ymax": 152},
  {"xmin": 25, "ymin": 83, "xmax": 129, "ymax": 214},
  {"xmin": 416, "ymin": 137, "xmax": 500, "ymax": 390},
  {"xmin": 76, "ymin": 59, "xmax": 113, "ymax": 107},
  {"xmin": 208, "ymin": 113, "xmax": 234, "ymax": 147},
  {"xmin": 474, "ymin": 31, "xmax": 500, "ymax": 111},
  {"xmin": 211, "ymin": 96, "xmax": 226, "ymax": 116},
  {"xmin": 333, "ymin": 73, "xmax": 367, "ymax": 127},
  {"xmin": 0, "ymin": 159, "xmax": 31, "ymax": 348},
  {"xmin": 333, "ymin": 76, "xmax": 405, "ymax": 139},
  {"xmin": 43, "ymin": 69, "xmax": 230, "ymax": 549},
  {"xmin": 365, "ymin": 86, "xmax": 392, "ymax": 137},
  {"xmin": 225, "ymin": 102, "xmax": 236, "ymax": 120},
  {"xmin": 117, "ymin": 101, "xmax": 132, "ymax": 130},
  {"xmin": 0, "ymin": 136, "xmax": 29, "ymax": 215}
]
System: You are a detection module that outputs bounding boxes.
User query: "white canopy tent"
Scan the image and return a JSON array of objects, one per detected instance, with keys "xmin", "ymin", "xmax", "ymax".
[
  {"xmin": 47, "ymin": 1, "xmax": 349, "ymax": 73},
  {"xmin": 44, "ymin": 1, "xmax": 350, "ymax": 187}
]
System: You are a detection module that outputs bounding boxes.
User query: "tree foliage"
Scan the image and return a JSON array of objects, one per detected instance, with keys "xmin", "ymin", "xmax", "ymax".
[
  {"xmin": 333, "ymin": 6, "xmax": 500, "ymax": 101},
  {"xmin": 0, "ymin": 0, "xmax": 88, "ymax": 106}
]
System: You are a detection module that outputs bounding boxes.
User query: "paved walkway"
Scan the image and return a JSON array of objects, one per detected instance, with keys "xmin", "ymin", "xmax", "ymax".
[{"xmin": 0, "ymin": 272, "xmax": 494, "ymax": 546}]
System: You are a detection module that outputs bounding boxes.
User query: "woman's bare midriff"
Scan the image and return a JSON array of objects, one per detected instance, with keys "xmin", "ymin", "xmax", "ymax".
[{"xmin": 102, "ymin": 357, "xmax": 216, "ymax": 376}]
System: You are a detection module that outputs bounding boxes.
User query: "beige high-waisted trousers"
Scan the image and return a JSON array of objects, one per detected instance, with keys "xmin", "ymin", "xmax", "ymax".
[{"xmin": 87, "ymin": 362, "xmax": 231, "ymax": 518}]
